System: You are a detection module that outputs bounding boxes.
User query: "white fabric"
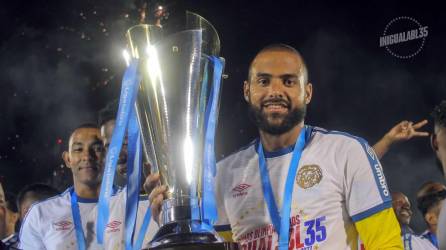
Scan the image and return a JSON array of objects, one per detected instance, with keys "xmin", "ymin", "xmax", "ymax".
[
  {"xmin": 215, "ymin": 126, "xmax": 392, "ymax": 250},
  {"xmin": 19, "ymin": 188, "xmax": 158, "ymax": 250},
  {"xmin": 409, "ymin": 234, "xmax": 438, "ymax": 250}
]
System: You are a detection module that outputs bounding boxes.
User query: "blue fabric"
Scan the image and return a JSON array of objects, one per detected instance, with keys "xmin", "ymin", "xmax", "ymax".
[
  {"xmin": 422, "ymin": 231, "xmax": 439, "ymax": 248},
  {"xmin": 256, "ymin": 127, "xmax": 307, "ymax": 250},
  {"xmin": 200, "ymin": 56, "xmax": 224, "ymax": 229},
  {"xmin": 350, "ymin": 201, "xmax": 392, "ymax": 222},
  {"xmin": 96, "ymin": 60, "xmax": 141, "ymax": 244},
  {"xmin": 132, "ymin": 208, "xmax": 152, "ymax": 250},
  {"xmin": 70, "ymin": 188, "xmax": 86, "ymax": 250},
  {"xmin": 125, "ymin": 109, "xmax": 144, "ymax": 250}
]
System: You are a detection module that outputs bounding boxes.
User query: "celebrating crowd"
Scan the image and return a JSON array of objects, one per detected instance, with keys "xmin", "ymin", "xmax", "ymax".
[{"xmin": 1, "ymin": 44, "xmax": 446, "ymax": 250}]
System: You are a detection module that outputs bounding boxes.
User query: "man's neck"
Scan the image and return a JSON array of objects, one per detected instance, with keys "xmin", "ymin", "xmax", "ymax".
[
  {"xmin": 73, "ymin": 181, "xmax": 100, "ymax": 199},
  {"xmin": 258, "ymin": 122, "xmax": 304, "ymax": 152},
  {"xmin": 429, "ymin": 225, "xmax": 437, "ymax": 236}
]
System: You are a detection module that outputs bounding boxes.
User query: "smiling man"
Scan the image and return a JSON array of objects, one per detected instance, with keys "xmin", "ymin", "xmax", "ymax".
[
  {"xmin": 148, "ymin": 44, "xmax": 403, "ymax": 249},
  {"xmin": 392, "ymin": 192, "xmax": 436, "ymax": 249},
  {"xmin": 19, "ymin": 124, "xmax": 108, "ymax": 249},
  {"xmin": 18, "ymin": 123, "xmax": 142, "ymax": 250},
  {"xmin": 210, "ymin": 44, "xmax": 403, "ymax": 249}
]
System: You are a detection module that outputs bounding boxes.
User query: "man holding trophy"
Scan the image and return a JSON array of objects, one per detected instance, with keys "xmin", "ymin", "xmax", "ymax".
[{"xmin": 148, "ymin": 44, "xmax": 404, "ymax": 249}]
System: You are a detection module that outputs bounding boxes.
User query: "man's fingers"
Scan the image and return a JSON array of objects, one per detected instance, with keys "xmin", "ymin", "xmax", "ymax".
[
  {"xmin": 148, "ymin": 185, "xmax": 167, "ymax": 202},
  {"xmin": 412, "ymin": 119, "xmax": 428, "ymax": 129},
  {"xmin": 143, "ymin": 173, "xmax": 160, "ymax": 192},
  {"xmin": 412, "ymin": 131, "xmax": 429, "ymax": 137}
]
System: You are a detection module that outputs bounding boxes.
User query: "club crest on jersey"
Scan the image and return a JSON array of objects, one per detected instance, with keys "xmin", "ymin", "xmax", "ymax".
[
  {"xmin": 53, "ymin": 220, "xmax": 73, "ymax": 231},
  {"xmin": 296, "ymin": 165, "xmax": 323, "ymax": 189},
  {"xmin": 232, "ymin": 183, "xmax": 251, "ymax": 198},
  {"xmin": 106, "ymin": 220, "xmax": 122, "ymax": 233}
]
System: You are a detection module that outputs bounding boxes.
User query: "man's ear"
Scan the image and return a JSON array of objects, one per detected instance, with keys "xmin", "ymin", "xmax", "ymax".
[
  {"xmin": 431, "ymin": 133, "xmax": 439, "ymax": 152},
  {"xmin": 425, "ymin": 211, "xmax": 438, "ymax": 226},
  {"xmin": 304, "ymin": 82, "xmax": 313, "ymax": 105},
  {"xmin": 243, "ymin": 80, "xmax": 250, "ymax": 103},
  {"xmin": 62, "ymin": 151, "xmax": 71, "ymax": 169}
]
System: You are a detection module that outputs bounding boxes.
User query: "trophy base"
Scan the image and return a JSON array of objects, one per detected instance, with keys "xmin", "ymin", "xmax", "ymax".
[
  {"xmin": 147, "ymin": 242, "xmax": 239, "ymax": 250},
  {"xmin": 146, "ymin": 220, "xmax": 238, "ymax": 250}
]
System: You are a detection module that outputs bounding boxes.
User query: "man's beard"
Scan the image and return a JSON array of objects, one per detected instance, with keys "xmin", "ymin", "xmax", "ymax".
[{"xmin": 248, "ymin": 101, "xmax": 306, "ymax": 135}]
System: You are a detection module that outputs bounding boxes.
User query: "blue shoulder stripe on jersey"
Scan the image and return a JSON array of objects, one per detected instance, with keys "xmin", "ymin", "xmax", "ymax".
[
  {"xmin": 214, "ymin": 224, "xmax": 232, "ymax": 232},
  {"xmin": 217, "ymin": 139, "xmax": 257, "ymax": 164},
  {"xmin": 350, "ymin": 200, "xmax": 392, "ymax": 222},
  {"xmin": 312, "ymin": 128, "xmax": 391, "ymax": 203}
]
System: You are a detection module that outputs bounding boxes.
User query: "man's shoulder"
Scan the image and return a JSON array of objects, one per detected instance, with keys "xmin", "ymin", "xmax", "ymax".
[
  {"xmin": 309, "ymin": 126, "xmax": 372, "ymax": 154},
  {"xmin": 311, "ymin": 126, "xmax": 367, "ymax": 144},
  {"xmin": 28, "ymin": 188, "xmax": 70, "ymax": 216},
  {"xmin": 217, "ymin": 139, "xmax": 257, "ymax": 170}
]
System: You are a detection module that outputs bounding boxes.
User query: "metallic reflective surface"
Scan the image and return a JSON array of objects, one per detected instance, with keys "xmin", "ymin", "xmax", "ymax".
[{"xmin": 126, "ymin": 12, "xmax": 224, "ymax": 247}]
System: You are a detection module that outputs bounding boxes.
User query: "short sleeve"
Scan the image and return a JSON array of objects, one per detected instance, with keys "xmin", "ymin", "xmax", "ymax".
[
  {"xmin": 18, "ymin": 204, "xmax": 46, "ymax": 250},
  {"xmin": 344, "ymin": 138, "xmax": 392, "ymax": 222},
  {"xmin": 213, "ymin": 163, "xmax": 233, "ymax": 242}
]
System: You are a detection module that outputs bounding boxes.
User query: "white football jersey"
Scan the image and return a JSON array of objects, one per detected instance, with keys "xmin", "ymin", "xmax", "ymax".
[
  {"xmin": 19, "ymin": 187, "xmax": 158, "ymax": 250},
  {"xmin": 403, "ymin": 233, "xmax": 438, "ymax": 250},
  {"xmin": 215, "ymin": 126, "xmax": 392, "ymax": 250}
]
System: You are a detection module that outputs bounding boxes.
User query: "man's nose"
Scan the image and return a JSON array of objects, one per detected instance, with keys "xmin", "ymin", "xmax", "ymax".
[
  {"xmin": 82, "ymin": 148, "xmax": 95, "ymax": 161},
  {"xmin": 268, "ymin": 78, "xmax": 284, "ymax": 97}
]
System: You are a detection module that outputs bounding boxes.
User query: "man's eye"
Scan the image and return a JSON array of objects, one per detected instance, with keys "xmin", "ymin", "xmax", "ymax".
[
  {"xmin": 93, "ymin": 145, "xmax": 104, "ymax": 152},
  {"xmin": 257, "ymin": 78, "xmax": 268, "ymax": 85},
  {"xmin": 284, "ymin": 79, "xmax": 296, "ymax": 86}
]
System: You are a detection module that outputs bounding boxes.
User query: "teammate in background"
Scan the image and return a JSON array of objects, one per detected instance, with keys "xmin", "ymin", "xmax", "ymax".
[
  {"xmin": 16, "ymin": 183, "xmax": 59, "ymax": 221},
  {"xmin": 373, "ymin": 120, "xmax": 429, "ymax": 160},
  {"xmin": 392, "ymin": 191, "xmax": 437, "ymax": 249},
  {"xmin": 98, "ymin": 100, "xmax": 159, "ymax": 244},
  {"xmin": 417, "ymin": 181, "xmax": 446, "ymax": 249},
  {"xmin": 19, "ymin": 124, "xmax": 109, "ymax": 249},
  {"xmin": 148, "ymin": 44, "xmax": 402, "ymax": 249},
  {"xmin": 98, "ymin": 100, "xmax": 128, "ymax": 188},
  {"xmin": 431, "ymin": 100, "xmax": 446, "ymax": 250},
  {"xmin": 2, "ymin": 193, "xmax": 19, "ymax": 248},
  {"xmin": 0, "ymin": 182, "xmax": 7, "ymax": 249}
]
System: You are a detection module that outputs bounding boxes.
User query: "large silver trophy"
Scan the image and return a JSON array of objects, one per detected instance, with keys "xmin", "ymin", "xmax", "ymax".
[{"xmin": 126, "ymin": 12, "xmax": 237, "ymax": 249}]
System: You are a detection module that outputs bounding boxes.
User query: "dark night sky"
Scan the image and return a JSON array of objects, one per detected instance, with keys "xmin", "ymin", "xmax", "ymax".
[{"xmin": 1, "ymin": 0, "xmax": 446, "ymax": 232}]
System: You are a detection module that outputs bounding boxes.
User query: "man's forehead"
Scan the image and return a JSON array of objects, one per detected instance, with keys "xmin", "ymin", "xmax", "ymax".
[
  {"xmin": 100, "ymin": 120, "xmax": 116, "ymax": 139},
  {"xmin": 69, "ymin": 128, "xmax": 101, "ymax": 145},
  {"xmin": 251, "ymin": 51, "xmax": 303, "ymax": 74},
  {"xmin": 392, "ymin": 192, "xmax": 408, "ymax": 201}
]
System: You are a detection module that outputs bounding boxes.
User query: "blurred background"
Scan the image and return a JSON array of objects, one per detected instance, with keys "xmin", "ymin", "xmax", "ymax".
[{"xmin": 1, "ymin": 0, "xmax": 445, "ymax": 232}]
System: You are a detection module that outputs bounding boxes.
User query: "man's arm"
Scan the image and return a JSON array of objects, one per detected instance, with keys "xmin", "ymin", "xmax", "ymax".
[
  {"xmin": 373, "ymin": 120, "xmax": 428, "ymax": 159},
  {"xmin": 355, "ymin": 207, "xmax": 402, "ymax": 249}
]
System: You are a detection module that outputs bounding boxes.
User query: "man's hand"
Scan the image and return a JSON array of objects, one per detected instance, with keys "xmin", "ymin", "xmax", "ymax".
[
  {"xmin": 373, "ymin": 120, "xmax": 429, "ymax": 160},
  {"xmin": 383, "ymin": 120, "xmax": 429, "ymax": 143},
  {"xmin": 143, "ymin": 173, "xmax": 167, "ymax": 225}
]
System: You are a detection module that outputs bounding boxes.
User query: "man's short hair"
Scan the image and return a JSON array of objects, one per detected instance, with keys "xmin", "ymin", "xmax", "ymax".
[
  {"xmin": 98, "ymin": 99, "xmax": 119, "ymax": 127},
  {"xmin": 416, "ymin": 181, "xmax": 446, "ymax": 216},
  {"xmin": 431, "ymin": 100, "xmax": 446, "ymax": 128},
  {"xmin": 16, "ymin": 183, "xmax": 59, "ymax": 209},
  {"xmin": 5, "ymin": 192, "xmax": 18, "ymax": 213},
  {"xmin": 248, "ymin": 43, "xmax": 309, "ymax": 85}
]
